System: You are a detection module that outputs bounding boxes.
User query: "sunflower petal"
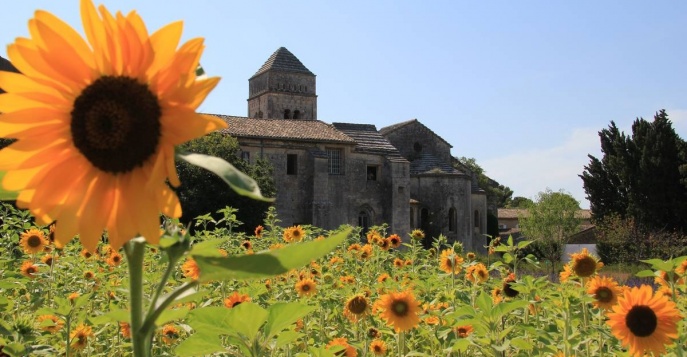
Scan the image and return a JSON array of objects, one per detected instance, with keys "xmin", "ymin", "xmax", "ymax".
[{"xmin": 147, "ymin": 21, "xmax": 183, "ymax": 78}]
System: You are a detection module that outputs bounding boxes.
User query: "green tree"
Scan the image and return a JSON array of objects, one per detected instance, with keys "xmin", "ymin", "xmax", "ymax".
[
  {"xmin": 519, "ymin": 189, "xmax": 581, "ymax": 273},
  {"xmin": 507, "ymin": 196, "xmax": 534, "ymax": 208},
  {"xmin": 454, "ymin": 157, "xmax": 513, "ymax": 208},
  {"xmin": 175, "ymin": 132, "xmax": 276, "ymax": 233},
  {"xmin": 580, "ymin": 110, "xmax": 687, "ymax": 232}
]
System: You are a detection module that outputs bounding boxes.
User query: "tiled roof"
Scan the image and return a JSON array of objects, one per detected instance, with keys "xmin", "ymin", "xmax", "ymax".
[
  {"xmin": 252, "ymin": 47, "xmax": 314, "ymax": 78},
  {"xmin": 332, "ymin": 123, "xmax": 407, "ymax": 162},
  {"xmin": 498, "ymin": 208, "xmax": 528, "ymax": 219},
  {"xmin": 410, "ymin": 152, "xmax": 463, "ymax": 175},
  {"xmin": 212, "ymin": 115, "xmax": 355, "ymax": 144},
  {"xmin": 379, "ymin": 118, "xmax": 452, "ymax": 148}
]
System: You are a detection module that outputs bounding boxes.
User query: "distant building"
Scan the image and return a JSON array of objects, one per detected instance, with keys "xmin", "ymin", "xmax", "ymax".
[
  {"xmin": 214, "ymin": 48, "xmax": 488, "ymax": 251},
  {"xmin": 497, "ymin": 208, "xmax": 595, "ymax": 243}
]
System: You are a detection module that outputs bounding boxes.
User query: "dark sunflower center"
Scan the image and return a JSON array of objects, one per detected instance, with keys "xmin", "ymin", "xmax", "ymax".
[
  {"xmin": 392, "ymin": 300, "xmax": 409, "ymax": 317},
  {"xmin": 595, "ymin": 287, "xmax": 613, "ymax": 303},
  {"xmin": 626, "ymin": 305, "xmax": 657, "ymax": 337},
  {"xmin": 503, "ymin": 281, "xmax": 519, "ymax": 298},
  {"xmin": 302, "ymin": 284, "xmax": 310, "ymax": 292},
  {"xmin": 27, "ymin": 235, "xmax": 42, "ymax": 248},
  {"xmin": 348, "ymin": 296, "xmax": 368, "ymax": 314},
  {"xmin": 573, "ymin": 256, "xmax": 597, "ymax": 277},
  {"xmin": 27, "ymin": 266, "xmax": 37, "ymax": 274},
  {"xmin": 71, "ymin": 76, "xmax": 161, "ymax": 174},
  {"xmin": 232, "ymin": 301, "xmax": 243, "ymax": 308}
]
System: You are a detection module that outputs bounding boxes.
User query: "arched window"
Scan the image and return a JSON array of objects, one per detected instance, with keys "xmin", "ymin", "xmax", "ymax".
[
  {"xmin": 449, "ymin": 207, "xmax": 457, "ymax": 232},
  {"xmin": 284, "ymin": 109, "xmax": 290, "ymax": 119},
  {"xmin": 258, "ymin": 111, "xmax": 263, "ymax": 118},
  {"xmin": 474, "ymin": 210, "xmax": 480, "ymax": 228},
  {"xmin": 293, "ymin": 110, "xmax": 300, "ymax": 119},
  {"xmin": 358, "ymin": 207, "xmax": 373, "ymax": 239}
]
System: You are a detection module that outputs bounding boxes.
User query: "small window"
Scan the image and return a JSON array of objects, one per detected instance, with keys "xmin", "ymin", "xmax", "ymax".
[
  {"xmin": 474, "ymin": 210, "xmax": 480, "ymax": 228},
  {"xmin": 287, "ymin": 154, "xmax": 298, "ymax": 175},
  {"xmin": 449, "ymin": 207, "xmax": 457, "ymax": 232},
  {"xmin": 284, "ymin": 109, "xmax": 291, "ymax": 119},
  {"xmin": 293, "ymin": 110, "xmax": 300, "ymax": 119},
  {"xmin": 241, "ymin": 151, "xmax": 250, "ymax": 161},
  {"xmin": 366, "ymin": 166, "xmax": 377, "ymax": 181},
  {"xmin": 326, "ymin": 148, "xmax": 343, "ymax": 175},
  {"xmin": 258, "ymin": 111, "xmax": 263, "ymax": 118}
]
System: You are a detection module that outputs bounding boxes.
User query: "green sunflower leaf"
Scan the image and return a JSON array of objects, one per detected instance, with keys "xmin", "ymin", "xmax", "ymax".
[
  {"xmin": 176, "ymin": 150, "xmax": 273, "ymax": 202},
  {"xmin": 193, "ymin": 228, "xmax": 349, "ymax": 282}
]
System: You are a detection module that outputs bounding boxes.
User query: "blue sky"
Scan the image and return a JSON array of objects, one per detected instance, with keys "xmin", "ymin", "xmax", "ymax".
[{"xmin": 2, "ymin": 1, "xmax": 686, "ymax": 208}]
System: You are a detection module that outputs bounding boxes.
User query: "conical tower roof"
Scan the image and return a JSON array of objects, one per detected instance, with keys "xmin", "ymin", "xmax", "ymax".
[{"xmin": 252, "ymin": 47, "xmax": 314, "ymax": 77}]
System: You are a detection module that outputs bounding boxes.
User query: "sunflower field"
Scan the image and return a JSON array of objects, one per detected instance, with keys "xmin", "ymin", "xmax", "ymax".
[{"xmin": 0, "ymin": 202, "xmax": 685, "ymax": 357}]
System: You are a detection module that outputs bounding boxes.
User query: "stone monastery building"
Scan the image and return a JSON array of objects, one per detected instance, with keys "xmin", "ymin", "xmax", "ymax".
[{"xmin": 211, "ymin": 47, "xmax": 488, "ymax": 251}]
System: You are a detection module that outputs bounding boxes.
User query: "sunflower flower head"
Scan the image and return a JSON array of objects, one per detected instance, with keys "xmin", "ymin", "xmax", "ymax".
[
  {"xmin": 410, "ymin": 229, "xmax": 425, "ymax": 241},
  {"xmin": 19, "ymin": 228, "xmax": 48, "ymax": 255},
  {"xmin": 295, "ymin": 278, "xmax": 317, "ymax": 297},
  {"xmin": 502, "ymin": 273, "xmax": 519, "ymax": 298},
  {"xmin": 0, "ymin": 0, "xmax": 226, "ymax": 252},
  {"xmin": 344, "ymin": 294, "xmax": 370, "ymax": 322},
  {"xmin": 106, "ymin": 251, "xmax": 123, "ymax": 267},
  {"xmin": 37, "ymin": 314, "xmax": 64, "ymax": 333},
  {"xmin": 453, "ymin": 324, "xmax": 474, "ymax": 338},
  {"xmin": 465, "ymin": 263, "xmax": 489, "ymax": 284},
  {"xmin": 439, "ymin": 249, "xmax": 464, "ymax": 274},
  {"xmin": 254, "ymin": 225, "xmax": 264, "ymax": 238},
  {"xmin": 283, "ymin": 225, "xmax": 305, "ymax": 243},
  {"xmin": 375, "ymin": 289, "xmax": 421, "ymax": 332},
  {"xmin": 586, "ymin": 275, "xmax": 621, "ymax": 310},
  {"xmin": 569, "ymin": 248, "xmax": 603, "ymax": 278},
  {"xmin": 70, "ymin": 324, "xmax": 93, "ymax": 351},
  {"xmin": 606, "ymin": 285, "xmax": 681, "ymax": 357},
  {"xmin": 326, "ymin": 337, "xmax": 357, "ymax": 357},
  {"xmin": 161, "ymin": 324, "xmax": 180, "ymax": 345},
  {"xmin": 40, "ymin": 253, "xmax": 56, "ymax": 267},
  {"xmin": 369, "ymin": 339, "xmax": 387, "ymax": 356},
  {"xmin": 223, "ymin": 291, "xmax": 250, "ymax": 309},
  {"xmin": 20, "ymin": 260, "xmax": 39, "ymax": 278},
  {"xmin": 386, "ymin": 234, "xmax": 401, "ymax": 248},
  {"xmin": 181, "ymin": 258, "xmax": 200, "ymax": 280},
  {"xmin": 119, "ymin": 322, "xmax": 131, "ymax": 339}
]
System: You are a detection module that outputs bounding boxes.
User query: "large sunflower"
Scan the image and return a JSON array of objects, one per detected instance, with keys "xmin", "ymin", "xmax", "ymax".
[
  {"xmin": 19, "ymin": 228, "xmax": 49, "ymax": 255},
  {"xmin": 375, "ymin": 290, "xmax": 421, "ymax": 332},
  {"xmin": 0, "ymin": 0, "xmax": 226, "ymax": 251},
  {"xmin": 606, "ymin": 285, "xmax": 681, "ymax": 357}
]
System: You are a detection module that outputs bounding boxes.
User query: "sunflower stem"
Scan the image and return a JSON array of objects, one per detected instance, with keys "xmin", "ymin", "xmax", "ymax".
[{"xmin": 124, "ymin": 238, "xmax": 151, "ymax": 357}]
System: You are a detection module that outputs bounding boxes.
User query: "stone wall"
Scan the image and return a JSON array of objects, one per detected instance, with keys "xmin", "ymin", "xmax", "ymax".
[
  {"xmin": 235, "ymin": 138, "xmax": 408, "ymax": 236},
  {"xmin": 409, "ymin": 173, "xmax": 473, "ymax": 249},
  {"xmin": 470, "ymin": 192, "xmax": 488, "ymax": 254},
  {"xmin": 248, "ymin": 72, "xmax": 317, "ymax": 119},
  {"xmin": 383, "ymin": 121, "xmax": 452, "ymax": 163}
]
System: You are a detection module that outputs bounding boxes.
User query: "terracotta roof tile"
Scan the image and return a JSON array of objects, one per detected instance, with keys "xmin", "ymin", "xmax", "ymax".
[{"xmin": 212, "ymin": 115, "xmax": 355, "ymax": 144}]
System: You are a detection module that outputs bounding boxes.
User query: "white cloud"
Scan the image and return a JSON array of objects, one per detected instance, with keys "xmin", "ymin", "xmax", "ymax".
[{"xmin": 481, "ymin": 128, "xmax": 601, "ymax": 209}]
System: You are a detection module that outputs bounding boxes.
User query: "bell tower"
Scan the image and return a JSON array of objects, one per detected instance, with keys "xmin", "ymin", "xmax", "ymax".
[{"xmin": 248, "ymin": 47, "xmax": 317, "ymax": 120}]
